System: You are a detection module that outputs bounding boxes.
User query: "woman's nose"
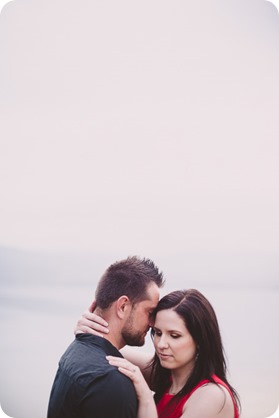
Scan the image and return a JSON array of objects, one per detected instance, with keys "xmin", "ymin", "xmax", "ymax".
[{"xmin": 157, "ymin": 335, "xmax": 169, "ymax": 348}]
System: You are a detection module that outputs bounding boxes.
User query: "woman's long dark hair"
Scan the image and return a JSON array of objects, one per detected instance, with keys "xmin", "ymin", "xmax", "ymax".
[{"xmin": 150, "ymin": 289, "xmax": 240, "ymax": 416}]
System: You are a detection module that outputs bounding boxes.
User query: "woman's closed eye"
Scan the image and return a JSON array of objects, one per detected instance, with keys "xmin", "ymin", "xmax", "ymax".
[{"xmin": 152, "ymin": 329, "xmax": 181, "ymax": 339}]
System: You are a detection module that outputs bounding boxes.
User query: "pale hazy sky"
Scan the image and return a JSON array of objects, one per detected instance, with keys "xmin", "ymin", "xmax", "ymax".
[
  {"xmin": 0, "ymin": 1, "xmax": 279, "ymax": 270},
  {"xmin": 0, "ymin": 5, "xmax": 279, "ymax": 418}
]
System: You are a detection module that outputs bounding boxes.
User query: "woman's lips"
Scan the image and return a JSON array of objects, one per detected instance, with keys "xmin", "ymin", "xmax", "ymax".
[{"xmin": 158, "ymin": 353, "xmax": 171, "ymax": 359}]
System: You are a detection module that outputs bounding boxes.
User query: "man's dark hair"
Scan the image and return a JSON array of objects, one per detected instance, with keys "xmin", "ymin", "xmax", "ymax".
[{"xmin": 95, "ymin": 256, "xmax": 165, "ymax": 310}]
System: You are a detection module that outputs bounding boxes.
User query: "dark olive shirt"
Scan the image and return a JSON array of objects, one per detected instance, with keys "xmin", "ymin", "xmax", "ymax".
[{"xmin": 47, "ymin": 334, "xmax": 138, "ymax": 418}]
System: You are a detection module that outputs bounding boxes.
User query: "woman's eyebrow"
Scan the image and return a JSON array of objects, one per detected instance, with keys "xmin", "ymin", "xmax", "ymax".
[
  {"xmin": 154, "ymin": 326, "xmax": 182, "ymax": 333},
  {"xmin": 153, "ymin": 326, "xmax": 162, "ymax": 332}
]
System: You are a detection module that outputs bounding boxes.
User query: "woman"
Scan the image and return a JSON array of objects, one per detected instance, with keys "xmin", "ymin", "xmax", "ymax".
[{"xmin": 76, "ymin": 289, "xmax": 240, "ymax": 418}]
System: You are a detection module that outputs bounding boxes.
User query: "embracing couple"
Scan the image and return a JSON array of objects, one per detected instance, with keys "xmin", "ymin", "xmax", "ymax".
[{"xmin": 47, "ymin": 256, "xmax": 240, "ymax": 418}]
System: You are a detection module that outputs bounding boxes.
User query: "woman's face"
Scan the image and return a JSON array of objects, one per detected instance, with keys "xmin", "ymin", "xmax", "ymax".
[{"xmin": 153, "ymin": 309, "xmax": 196, "ymax": 373}]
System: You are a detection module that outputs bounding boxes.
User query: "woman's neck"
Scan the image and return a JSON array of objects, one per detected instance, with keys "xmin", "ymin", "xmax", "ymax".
[{"xmin": 169, "ymin": 365, "xmax": 193, "ymax": 394}]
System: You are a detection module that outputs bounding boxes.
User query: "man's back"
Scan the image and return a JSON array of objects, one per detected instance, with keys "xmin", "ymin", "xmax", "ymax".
[{"xmin": 47, "ymin": 334, "xmax": 138, "ymax": 418}]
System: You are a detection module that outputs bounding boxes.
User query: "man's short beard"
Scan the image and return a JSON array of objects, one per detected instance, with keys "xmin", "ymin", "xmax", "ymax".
[
  {"xmin": 121, "ymin": 310, "xmax": 146, "ymax": 346},
  {"xmin": 121, "ymin": 328, "xmax": 145, "ymax": 346}
]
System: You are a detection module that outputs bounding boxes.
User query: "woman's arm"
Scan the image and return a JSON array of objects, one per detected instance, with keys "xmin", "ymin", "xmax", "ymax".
[
  {"xmin": 120, "ymin": 347, "xmax": 154, "ymax": 385},
  {"xmin": 107, "ymin": 356, "xmax": 158, "ymax": 418}
]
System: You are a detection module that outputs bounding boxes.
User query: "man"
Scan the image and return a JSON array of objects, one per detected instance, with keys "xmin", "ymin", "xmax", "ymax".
[{"xmin": 47, "ymin": 256, "xmax": 164, "ymax": 418}]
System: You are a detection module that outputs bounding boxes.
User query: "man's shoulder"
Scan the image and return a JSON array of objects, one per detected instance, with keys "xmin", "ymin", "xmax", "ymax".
[
  {"xmin": 62, "ymin": 335, "xmax": 119, "ymax": 363},
  {"xmin": 58, "ymin": 336, "xmax": 132, "ymax": 389},
  {"xmin": 104, "ymin": 365, "xmax": 136, "ymax": 387},
  {"xmin": 49, "ymin": 337, "xmax": 138, "ymax": 418},
  {"xmin": 82, "ymin": 359, "xmax": 136, "ymax": 392},
  {"xmin": 60, "ymin": 336, "xmax": 105, "ymax": 366},
  {"xmin": 82, "ymin": 365, "xmax": 138, "ymax": 416}
]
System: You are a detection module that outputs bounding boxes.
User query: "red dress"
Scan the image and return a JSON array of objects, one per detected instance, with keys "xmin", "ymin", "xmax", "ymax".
[{"xmin": 156, "ymin": 375, "xmax": 239, "ymax": 418}]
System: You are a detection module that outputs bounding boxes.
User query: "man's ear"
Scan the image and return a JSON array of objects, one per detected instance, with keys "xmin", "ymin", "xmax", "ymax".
[{"xmin": 115, "ymin": 295, "xmax": 131, "ymax": 319}]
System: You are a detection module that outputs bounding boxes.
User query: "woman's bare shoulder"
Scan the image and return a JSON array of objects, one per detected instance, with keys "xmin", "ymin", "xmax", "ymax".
[{"xmin": 181, "ymin": 382, "xmax": 235, "ymax": 418}]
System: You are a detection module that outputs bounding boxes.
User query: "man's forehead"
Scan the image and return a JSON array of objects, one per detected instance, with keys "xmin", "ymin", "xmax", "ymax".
[
  {"xmin": 146, "ymin": 282, "xmax": 160, "ymax": 304},
  {"xmin": 139, "ymin": 298, "xmax": 158, "ymax": 311}
]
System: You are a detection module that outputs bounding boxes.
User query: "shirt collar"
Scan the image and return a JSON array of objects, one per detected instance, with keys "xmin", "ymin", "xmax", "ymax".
[{"xmin": 75, "ymin": 333, "xmax": 123, "ymax": 357}]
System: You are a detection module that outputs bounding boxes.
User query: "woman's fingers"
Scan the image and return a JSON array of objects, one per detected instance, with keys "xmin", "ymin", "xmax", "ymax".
[
  {"xmin": 74, "ymin": 309, "xmax": 109, "ymax": 336},
  {"xmin": 106, "ymin": 356, "xmax": 139, "ymax": 375},
  {"xmin": 75, "ymin": 325, "xmax": 104, "ymax": 337},
  {"xmin": 83, "ymin": 309, "xmax": 109, "ymax": 327},
  {"xmin": 117, "ymin": 366, "xmax": 139, "ymax": 381},
  {"xmin": 106, "ymin": 356, "xmax": 152, "ymax": 402},
  {"xmin": 84, "ymin": 311, "xmax": 109, "ymax": 327}
]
